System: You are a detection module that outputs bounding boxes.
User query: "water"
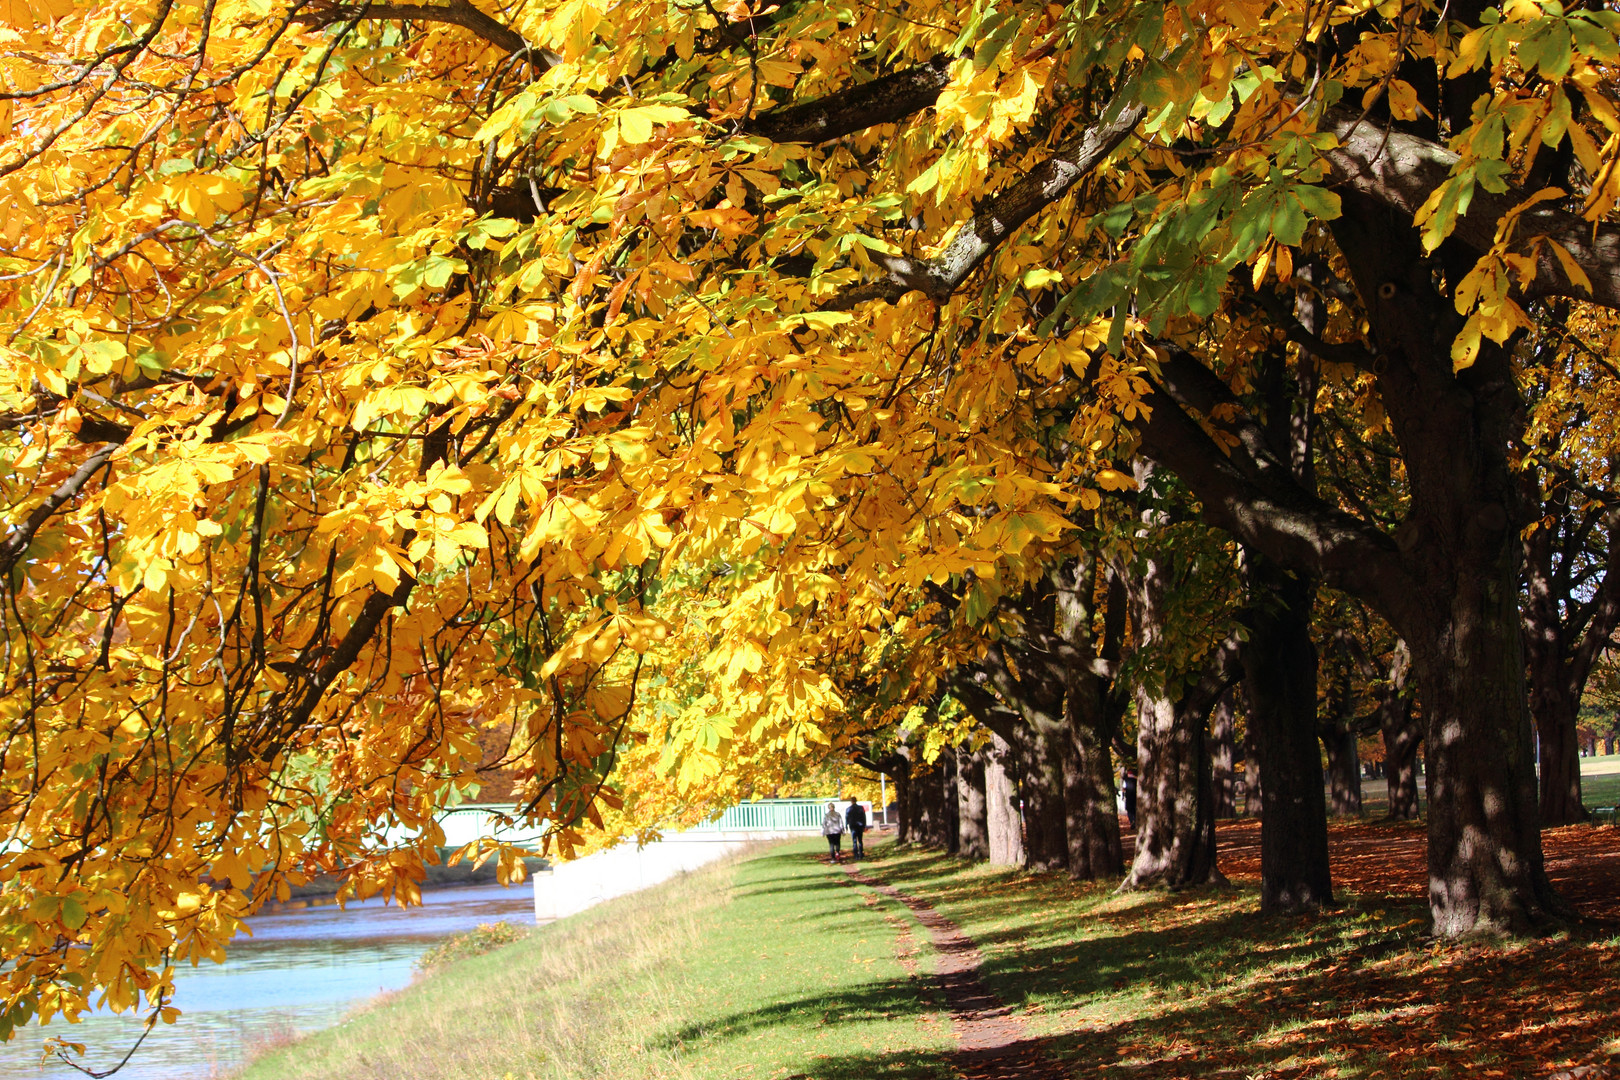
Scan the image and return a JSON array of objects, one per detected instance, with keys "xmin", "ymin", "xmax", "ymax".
[{"xmin": 0, "ymin": 883, "xmax": 538, "ymax": 1080}]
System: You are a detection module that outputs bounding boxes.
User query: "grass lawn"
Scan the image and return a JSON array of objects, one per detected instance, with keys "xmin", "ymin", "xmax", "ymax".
[
  {"xmin": 235, "ymin": 842, "xmax": 956, "ymax": 1080},
  {"xmin": 1291, "ymin": 754, "xmax": 1620, "ymax": 818},
  {"xmin": 243, "ymin": 833, "xmax": 1620, "ymax": 1080},
  {"xmin": 1582, "ymin": 770, "xmax": 1620, "ymax": 809},
  {"xmin": 863, "ymin": 843, "xmax": 1620, "ymax": 1079}
]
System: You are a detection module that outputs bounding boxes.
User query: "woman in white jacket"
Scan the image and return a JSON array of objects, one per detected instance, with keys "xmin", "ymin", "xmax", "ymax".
[{"xmin": 821, "ymin": 802, "xmax": 845, "ymax": 862}]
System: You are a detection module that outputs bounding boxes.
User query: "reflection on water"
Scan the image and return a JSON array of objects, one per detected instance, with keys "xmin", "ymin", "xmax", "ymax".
[{"xmin": 0, "ymin": 883, "xmax": 537, "ymax": 1080}]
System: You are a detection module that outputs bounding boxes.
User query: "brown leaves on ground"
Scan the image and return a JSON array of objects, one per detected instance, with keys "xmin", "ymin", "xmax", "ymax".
[
  {"xmin": 1217, "ymin": 819, "xmax": 1620, "ymax": 921},
  {"xmin": 869, "ymin": 821, "xmax": 1620, "ymax": 1080}
]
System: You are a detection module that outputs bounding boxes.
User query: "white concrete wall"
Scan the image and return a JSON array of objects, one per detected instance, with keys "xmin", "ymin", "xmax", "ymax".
[{"xmin": 531, "ymin": 830, "xmax": 802, "ymax": 921}]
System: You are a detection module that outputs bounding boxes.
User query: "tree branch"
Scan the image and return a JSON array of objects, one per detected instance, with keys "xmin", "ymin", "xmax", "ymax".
[
  {"xmin": 1322, "ymin": 110, "xmax": 1620, "ymax": 310},
  {"xmin": 748, "ymin": 56, "xmax": 952, "ymax": 145},
  {"xmin": 295, "ymin": 0, "xmax": 553, "ymax": 61},
  {"xmin": 1134, "ymin": 346, "xmax": 1418, "ymax": 627},
  {"xmin": 823, "ymin": 97, "xmax": 1147, "ymax": 310},
  {"xmin": 0, "ymin": 443, "xmax": 119, "ymax": 579}
]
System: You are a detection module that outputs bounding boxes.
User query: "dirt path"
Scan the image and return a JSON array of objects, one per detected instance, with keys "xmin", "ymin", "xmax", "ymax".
[{"xmin": 837, "ymin": 862, "xmax": 1061, "ymax": 1080}]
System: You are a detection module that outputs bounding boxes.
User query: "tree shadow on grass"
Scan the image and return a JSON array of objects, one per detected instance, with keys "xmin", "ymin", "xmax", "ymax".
[
  {"xmin": 651, "ymin": 973, "xmax": 944, "ymax": 1052},
  {"xmin": 860, "ymin": 849, "xmax": 1620, "ymax": 1079},
  {"xmin": 1026, "ymin": 930, "xmax": 1620, "ymax": 1079},
  {"xmin": 733, "ymin": 877, "xmax": 855, "ymax": 898},
  {"xmin": 771, "ymin": 1046, "xmax": 958, "ymax": 1080}
]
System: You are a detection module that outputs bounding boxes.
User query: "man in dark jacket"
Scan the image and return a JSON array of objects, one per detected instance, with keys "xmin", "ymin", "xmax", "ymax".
[{"xmin": 844, "ymin": 797, "xmax": 868, "ymax": 858}]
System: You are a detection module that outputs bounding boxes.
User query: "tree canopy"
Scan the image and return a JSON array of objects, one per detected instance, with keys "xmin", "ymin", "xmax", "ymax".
[{"xmin": 3, "ymin": 0, "xmax": 1620, "ymax": 1051}]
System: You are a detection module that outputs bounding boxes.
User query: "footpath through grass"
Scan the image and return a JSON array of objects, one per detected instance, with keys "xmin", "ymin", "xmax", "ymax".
[{"xmin": 236, "ymin": 840, "xmax": 956, "ymax": 1080}]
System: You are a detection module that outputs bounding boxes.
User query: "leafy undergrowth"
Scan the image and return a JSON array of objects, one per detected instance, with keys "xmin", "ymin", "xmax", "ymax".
[
  {"xmin": 413, "ymin": 920, "xmax": 533, "ymax": 973},
  {"xmin": 864, "ymin": 841, "xmax": 1620, "ymax": 1080},
  {"xmin": 235, "ymin": 841, "xmax": 954, "ymax": 1080}
]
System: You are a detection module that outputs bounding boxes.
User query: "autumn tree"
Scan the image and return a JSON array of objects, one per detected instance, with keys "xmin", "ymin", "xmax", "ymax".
[
  {"xmin": 1519, "ymin": 336, "xmax": 1620, "ymax": 823},
  {"xmin": 5, "ymin": 0, "xmax": 1620, "ymax": 1048}
]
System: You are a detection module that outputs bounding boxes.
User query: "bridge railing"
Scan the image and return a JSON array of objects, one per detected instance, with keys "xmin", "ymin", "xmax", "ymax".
[
  {"xmin": 425, "ymin": 798, "xmax": 849, "ymax": 849},
  {"xmin": 689, "ymin": 798, "xmax": 834, "ymax": 833}
]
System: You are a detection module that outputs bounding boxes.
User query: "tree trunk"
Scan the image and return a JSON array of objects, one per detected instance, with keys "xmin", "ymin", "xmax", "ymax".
[
  {"xmin": 1382, "ymin": 702, "xmax": 1422, "ymax": 820},
  {"xmin": 892, "ymin": 749, "xmax": 913, "ymax": 845},
  {"xmin": 1210, "ymin": 690, "xmax": 1238, "ymax": 818},
  {"xmin": 913, "ymin": 761, "xmax": 955, "ymax": 849},
  {"xmin": 1322, "ymin": 727, "xmax": 1362, "ymax": 817},
  {"xmin": 1408, "ymin": 590, "xmax": 1557, "ymax": 933},
  {"xmin": 943, "ymin": 750, "xmax": 961, "ymax": 854},
  {"xmin": 1241, "ymin": 553, "xmax": 1334, "ymax": 912},
  {"xmin": 1053, "ymin": 554, "xmax": 1123, "ymax": 880},
  {"xmin": 1064, "ymin": 715, "xmax": 1122, "ymax": 879},
  {"xmin": 1132, "ymin": 186, "xmax": 1562, "ymax": 934},
  {"xmin": 1241, "ymin": 713, "xmax": 1263, "ymax": 818},
  {"xmin": 956, "ymin": 744, "xmax": 989, "ymax": 860},
  {"xmin": 985, "ymin": 732, "xmax": 1025, "ymax": 866},
  {"xmin": 911, "ymin": 763, "xmax": 934, "ymax": 846},
  {"xmin": 1335, "ymin": 194, "xmax": 1557, "ymax": 934},
  {"xmin": 1527, "ymin": 666, "xmax": 1589, "ymax": 825},
  {"xmin": 1320, "ymin": 637, "xmax": 1363, "ymax": 817},
  {"xmin": 1122, "ymin": 550, "xmax": 1227, "ymax": 890},
  {"xmin": 1018, "ymin": 725, "xmax": 1070, "ymax": 872},
  {"xmin": 1376, "ymin": 640, "xmax": 1422, "ymax": 819}
]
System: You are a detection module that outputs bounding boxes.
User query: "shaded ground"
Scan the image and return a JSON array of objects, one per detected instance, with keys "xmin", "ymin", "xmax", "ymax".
[
  {"xmin": 860, "ymin": 834, "xmax": 1620, "ymax": 1080},
  {"xmin": 1212, "ymin": 819, "xmax": 1620, "ymax": 921},
  {"xmin": 840, "ymin": 862, "xmax": 1061, "ymax": 1080}
]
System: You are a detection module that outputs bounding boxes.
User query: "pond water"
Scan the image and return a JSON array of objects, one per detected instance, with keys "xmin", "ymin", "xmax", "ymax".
[{"xmin": 0, "ymin": 882, "xmax": 538, "ymax": 1080}]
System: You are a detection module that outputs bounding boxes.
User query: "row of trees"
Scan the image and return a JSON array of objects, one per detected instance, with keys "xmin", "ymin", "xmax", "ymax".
[{"xmin": 3, "ymin": 0, "xmax": 1620, "ymax": 1053}]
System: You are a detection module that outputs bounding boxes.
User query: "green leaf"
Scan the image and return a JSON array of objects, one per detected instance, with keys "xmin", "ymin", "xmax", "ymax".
[
  {"xmin": 1270, "ymin": 195, "xmax": 1309, "ymax": 247},
  {"xmin": 60, "ymin": 897, "xmax": 88, "ymax": 931},
  {"xmin": 1292, "ymin": 184, "xmax": 1342, "ymax": 222}
]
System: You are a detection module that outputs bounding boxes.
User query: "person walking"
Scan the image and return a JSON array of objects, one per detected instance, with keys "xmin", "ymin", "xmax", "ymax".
[
  {"xmin": 821, "ymin": 801, "xmax": 845, "ymax": 862},
  {"xmin": 844, "ymin": 796, "xmax": 867, "ymax": 858},
  {"xmin": 1121, "ymin": 768, "xmax": 1138, "ymax": 830}
]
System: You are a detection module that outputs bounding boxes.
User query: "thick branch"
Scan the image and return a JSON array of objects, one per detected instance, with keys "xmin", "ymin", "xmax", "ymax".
[
  {"xmin": 1177, "ymin": 634, "xmax": 1242, "ymax": 720},
  {"xmin": 748, "ymin": 56, "xmax": 952, "ymax": 145},
  {"xmin": 0, "ymin": 443, "xmax": 118, "ymax": 578},
  {"xmin": 944, "ymin": 667, "xmax": 1026, "ymax": 744},
  {"xmin": 1570, "ymin": 511, "xmax": 1620, "ymax": 689},
  {"xmin": 1135, "ymin": 347, "xmax": 1418, "ymax": 629},
  {"xmin": 1323, "ymin": 111, "xmax": 1620, "ymax": 310},
  {"xmin": 297, "ymin": 0, "xmax": 549, "ymax": 59},
  {"xmin": 278, "ymin": 573, "xmax": 417, "ymax": 738},
  {"xmin": 824, "ymin": 98, "xmax": 1147, "ymax": 310}
]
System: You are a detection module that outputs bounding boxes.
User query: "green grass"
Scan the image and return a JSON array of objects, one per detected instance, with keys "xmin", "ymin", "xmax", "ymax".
[
  {"xmin": 1271, "ymin": 755, "xmax": 1620, "ymax": 819},
  {"xmin": 858, "ymin": 843, "xmax": 1620, "ymax": 1079},
  {"xmin": 1582, "ymin": 770, "xmax": 1620, "ymax": 808},
  {"xmin": 244, "ymin": 836, "xmax": 1620, "ymax": 1080},
  {"xmin": 237, "ymin": 842, "xmax": 955, "ymax": 1080}
]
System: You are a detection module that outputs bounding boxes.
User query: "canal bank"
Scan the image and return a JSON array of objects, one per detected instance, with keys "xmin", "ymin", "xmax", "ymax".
[
  {"xmin": 0, "ymin": 881, "xmax": 537, "ymax": 1080},
  {"xmin": 233, "ymin": 838, "xmax": 954, "ymax": 1080}
]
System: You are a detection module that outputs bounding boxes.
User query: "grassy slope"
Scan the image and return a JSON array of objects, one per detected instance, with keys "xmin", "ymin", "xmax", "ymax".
[
  {"xmin": 245, "ymin": 826, "xmax": 1620, "ymax": 1080},
  {"xmin": 237, "ymin": 841, "xmax": 955, "ymax": 1080}
]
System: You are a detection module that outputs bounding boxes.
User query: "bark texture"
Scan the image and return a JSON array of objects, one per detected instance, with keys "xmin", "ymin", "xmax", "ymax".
[
  {"xmin": 985, "ymin": 733, "xmax": 1026, "ymax": 867},
  {"xmin": 1210, "ymin": 691, "xmax": 1238, "ymax": 818},
  {"xmin": 1241, "ymin": 554, "xmax": 1335, "ymax": 911},
  {"xmin": 1122, "ymin": 545, "xmax": 1239, "ymax": 891},
  {"xmin": 956, "ymin": 745, "xmax": 990, "ymax": 860}
]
